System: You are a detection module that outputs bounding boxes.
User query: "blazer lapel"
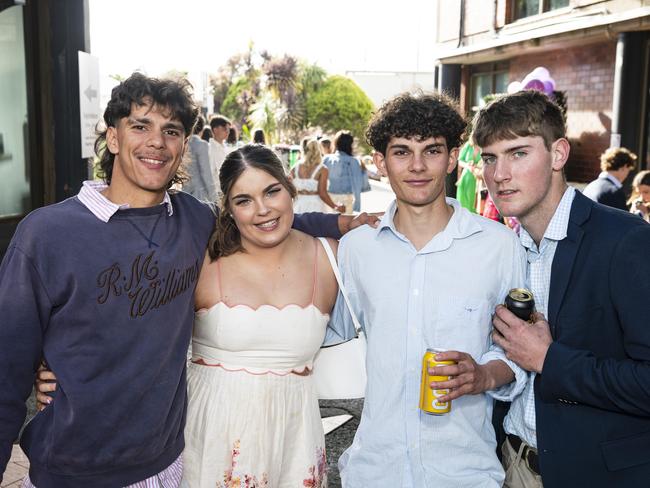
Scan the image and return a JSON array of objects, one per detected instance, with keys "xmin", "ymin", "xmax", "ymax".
[{"xmin": 548, "ymin": 192, "xmax": 590, "ymax": 334}]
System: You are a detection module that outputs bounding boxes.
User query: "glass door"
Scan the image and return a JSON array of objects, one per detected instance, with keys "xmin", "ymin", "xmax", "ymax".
[{"xmin": 0, "ymin": 4, "xmax": 30, "ymax": 218}]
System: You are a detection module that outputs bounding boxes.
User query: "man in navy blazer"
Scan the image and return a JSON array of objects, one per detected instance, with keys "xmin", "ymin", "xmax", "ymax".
[
  {"xmin": 582, "ymin": 146, "xmax": 636, "ymax": 211},
  {"xmin": 473, "ymin": 90, "xmax": 650, "ymax": 488}
]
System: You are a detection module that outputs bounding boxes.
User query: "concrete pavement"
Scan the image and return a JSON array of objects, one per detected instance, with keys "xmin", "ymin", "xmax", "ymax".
[{"xmin": 1, "ymin": 446, "xmax": 27, "ymax": 488}]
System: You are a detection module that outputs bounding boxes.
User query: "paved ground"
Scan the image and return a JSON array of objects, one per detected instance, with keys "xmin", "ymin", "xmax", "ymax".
[
  {"xmin": 320, "ymin": 399, "xmax": 364, "ymax": 488},
  {"xmin": 2, "ymin": 395, "xmax": 33, "ymax": 487},
  {"xmin": 360, "ymin": 177, "xmax": 395, "ymax": 214},
  {"xmin": 1, "ymin": 446, "xmax": 28, "ymax": 488}
]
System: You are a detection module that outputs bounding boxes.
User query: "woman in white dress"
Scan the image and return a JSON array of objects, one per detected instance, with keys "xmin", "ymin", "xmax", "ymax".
[
  {"xmin": 293, "ymin": 139, "xmax": 346, "ymax": 214},
  {"xmin": 182, "ymin": 144, "xmax": 353, "ymax": 487}
]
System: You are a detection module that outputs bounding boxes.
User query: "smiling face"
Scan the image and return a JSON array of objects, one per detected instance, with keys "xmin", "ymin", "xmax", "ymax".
[
  {"xmin": 229, "ymin": 166, "xmax": 294, "ymax": 251},
  {"xmin": 105, "ymin": 101, "xmax": 187, "ymax": 205},
  {"xmin": 480, "ymin": 135, "xmax": 569, "ymax": 228},
  {"xmin": 374, "ymin": 136, "xmax": 457, "ymax": 209}
]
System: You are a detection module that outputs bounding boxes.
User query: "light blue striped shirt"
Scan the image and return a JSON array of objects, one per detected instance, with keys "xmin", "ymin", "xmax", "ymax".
[
  {"xmin": 503, "ymin": 186, "xmax": 576, "ymax": 449},
  {"xmin": 331, "ymin": 199, "xmax": 527, "ymax": 488}
]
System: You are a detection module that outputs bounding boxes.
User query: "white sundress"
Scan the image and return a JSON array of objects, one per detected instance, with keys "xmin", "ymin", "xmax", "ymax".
[
  {"xmin": 182, "ymin": 239, "xmax": 333, "ymax": 488},
  {"xmin": 293, "ymin": 163, "xmax": 329, "ymax": 213}
]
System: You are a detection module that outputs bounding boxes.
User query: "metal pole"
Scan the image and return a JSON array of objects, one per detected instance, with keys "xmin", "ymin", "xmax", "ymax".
[{"xmin": 610, "ymin": 32, "xmax": 626, "ymax": 148}]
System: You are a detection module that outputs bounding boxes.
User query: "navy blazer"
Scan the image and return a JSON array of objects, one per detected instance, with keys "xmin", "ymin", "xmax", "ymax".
[
  {"xmin": 535, "ymin": 191, "xmax": 650, "ymax": 487},
  {"xmin": 582, "ymin": 174, "xmax": 628, "ymax": 211}
]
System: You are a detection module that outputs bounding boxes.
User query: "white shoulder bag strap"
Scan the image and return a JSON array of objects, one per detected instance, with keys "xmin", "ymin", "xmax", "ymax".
[{"xmin": 317, "ymin": 237, "xmax": 362, "ymax": 335}]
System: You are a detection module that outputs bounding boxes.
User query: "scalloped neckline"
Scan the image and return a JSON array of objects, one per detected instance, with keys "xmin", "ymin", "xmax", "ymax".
[{"xmin": 195, "ymin": 301, "xmax": 330, "ymax": 319}]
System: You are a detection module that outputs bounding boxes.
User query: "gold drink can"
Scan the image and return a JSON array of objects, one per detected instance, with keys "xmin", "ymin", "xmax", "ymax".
[{"xmin": 419, "ymin": 348, "xmax": 455, "ymax": 415}]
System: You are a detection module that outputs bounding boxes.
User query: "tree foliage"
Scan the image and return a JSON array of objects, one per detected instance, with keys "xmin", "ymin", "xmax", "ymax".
[
  {"xmin": 208, "ymin": 48, "xmax": 373, "ymax": 144},
  {"xmin": 210, "ymin": 42, "xmax": 259, "ymax": 115},
  {"xmin": 221, "ymin": 77, "xmax": 258, "ymax": 128},
  {"xmin": 306, "ymin": 75, "xmax": 374, "ymax": 144}
]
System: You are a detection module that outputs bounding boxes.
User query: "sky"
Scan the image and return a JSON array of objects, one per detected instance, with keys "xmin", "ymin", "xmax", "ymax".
[{"xmin": 89, "ymin": 0, "xmax": 438, "ymax": 99}]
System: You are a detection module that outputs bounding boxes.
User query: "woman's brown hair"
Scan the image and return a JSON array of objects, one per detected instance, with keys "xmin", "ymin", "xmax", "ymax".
[{"xmin": 208, "ymin": 144, "xmax": 297, "ymax": 260}]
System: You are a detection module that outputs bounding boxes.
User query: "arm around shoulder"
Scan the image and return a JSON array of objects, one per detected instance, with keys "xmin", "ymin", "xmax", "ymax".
[{"xmin": 293, "ymin": 212, "xmax": 342, "ymax": 239}]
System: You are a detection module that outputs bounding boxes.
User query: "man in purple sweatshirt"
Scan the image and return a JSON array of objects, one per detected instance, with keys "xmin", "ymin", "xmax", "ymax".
[{"xmin": 0, "ymin": 73, "xmax": 359, "ymax": 488}]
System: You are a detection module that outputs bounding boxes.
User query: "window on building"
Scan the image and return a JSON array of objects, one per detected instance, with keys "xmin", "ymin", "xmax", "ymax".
[
  {"xmin": 512, "ymin": 0, "xmax": 570, "ymax": 21},
  {"xmin": 469, "ymin": 64, "xmax": 509, "ymax": 113}
]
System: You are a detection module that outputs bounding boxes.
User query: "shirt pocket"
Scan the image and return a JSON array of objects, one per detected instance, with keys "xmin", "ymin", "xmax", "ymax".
[{"xmin": 425, "ymin": 295, "xmax": 492, "ymax": 360}]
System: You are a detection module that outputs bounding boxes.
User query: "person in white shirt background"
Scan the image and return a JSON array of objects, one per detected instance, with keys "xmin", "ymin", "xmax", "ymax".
[{"xmin": 208, "ymin": 114, "xmax": 231, "ymax": 193}]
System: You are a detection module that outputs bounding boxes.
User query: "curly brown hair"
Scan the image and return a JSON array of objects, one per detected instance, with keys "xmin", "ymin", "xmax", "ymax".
[
  {"xmin": 94, "ymin": 72, "xmax": 198, "ymax": 188},
  {"xmin": 600, "ymin": 147, "xmax": 637, "ymax": 172},
  {"xmin": 365, "ymin": 91, "xmax": 466, "ymax": 155}
]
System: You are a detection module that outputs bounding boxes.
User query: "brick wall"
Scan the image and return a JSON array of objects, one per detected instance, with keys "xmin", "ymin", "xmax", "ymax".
[{"xmin": 508, "ymin": 41, "xmax": 616, "ymax": 182}]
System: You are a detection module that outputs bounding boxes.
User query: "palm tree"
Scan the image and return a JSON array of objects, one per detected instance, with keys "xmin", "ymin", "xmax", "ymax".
[{"xmin": 248, "ymin": 92, "xmax": 280, "ymax": 144}]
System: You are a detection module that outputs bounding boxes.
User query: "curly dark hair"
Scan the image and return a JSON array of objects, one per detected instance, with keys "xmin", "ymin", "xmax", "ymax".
[
  {"xmin": 208, "ymin": 144, "xmax": 297, "ymax": 260},
  {"xmin": 600, "ymin": 146, "xmax": 637, "ymax": 172},
  {"xmin": 94, "ymin": 72, "xmax": 198, "ymax": 187},
  {"xmin": 366, "ymin": 91, "xmax": 466, "ymax": 155},
  {"xmin": 334, "ymin": 130, "xmax": 354, "ymax": 155}
]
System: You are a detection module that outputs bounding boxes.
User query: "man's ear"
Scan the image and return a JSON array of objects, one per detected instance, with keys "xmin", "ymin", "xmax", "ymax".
[
  {"xmin": 373, "ymin": 151, "xmax": 387, "ymax": 177},
  {"xmin": 106, "ymin": 126, "xmax": 119, "ymax": 155},
  {"xmin": 551, "ymin": 138, "xmax": 570, "ymax": 172},
  {"xmin": 447, "ymin": 147, "xmax": 459, "ymax": 174}
]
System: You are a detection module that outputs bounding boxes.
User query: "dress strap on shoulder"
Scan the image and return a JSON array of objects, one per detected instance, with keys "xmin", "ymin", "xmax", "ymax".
[
  {"xmin": 215, "ymin": 259, "xmax": 224, "ymax": 302},
  {"xmin": 310, "ymin": 163, "xmax": 324, "ymax": 179}
]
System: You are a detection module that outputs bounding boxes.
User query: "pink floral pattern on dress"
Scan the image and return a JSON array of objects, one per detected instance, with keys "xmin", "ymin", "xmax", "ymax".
[
  {"xmin": 217, "ymin": 440, "xmax": 269, "ymax": 488},
  {"xmin": 302, "ymin": 447, "xmax": 327, "ymax": 487}
]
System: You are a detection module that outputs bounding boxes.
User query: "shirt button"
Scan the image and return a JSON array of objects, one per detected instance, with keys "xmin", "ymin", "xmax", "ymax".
[{"xmin": 413, "ymin": 289, "xmax": 419, "ymax": 296}]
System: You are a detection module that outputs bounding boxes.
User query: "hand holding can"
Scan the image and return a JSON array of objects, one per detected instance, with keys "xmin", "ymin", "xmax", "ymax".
[
  {"xmin": 504, "ymin": 288, "xmax": 536, "ymax": 322},
  {"xmin": 419, "ymin": 349, "xmax": 457, "ymax": 415}
]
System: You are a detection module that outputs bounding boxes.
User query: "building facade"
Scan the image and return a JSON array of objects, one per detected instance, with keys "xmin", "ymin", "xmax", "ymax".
[
  {"xmin": 0, "ymin": 0, "xmax": 89, "ymax": 258},
  {"xmin": 435, "ymin": 0, "xmax": 650, "ymax": 182}
]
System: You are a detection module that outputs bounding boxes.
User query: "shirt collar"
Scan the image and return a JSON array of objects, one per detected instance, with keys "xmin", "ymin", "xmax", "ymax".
[
  {"xmin": 376, "ymin": 198, "xmax": 482, "ymax": 251},
  {"xmin": 600, "ymin": 171, "xmax": 623, "ymax": 188},
  {"xmin": 77, "ymin": 180, "xmax": 174, "ymax": 223},
  {"xmin": 519, "ymin": 186, "xmax": 575, "ymax": 250}
]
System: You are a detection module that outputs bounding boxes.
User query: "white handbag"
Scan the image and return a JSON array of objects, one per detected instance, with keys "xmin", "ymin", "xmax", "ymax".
[{"xmin": 312, "ymin": 238, "xmax": 367, "ymax": 400}]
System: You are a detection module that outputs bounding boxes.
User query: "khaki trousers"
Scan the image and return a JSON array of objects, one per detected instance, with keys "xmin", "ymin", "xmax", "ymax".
[
  {"xmin": 329, "ymin": 193, "xmax": 355, "ymax": 214},
  {"xmin": 502, "ymin": 436, "xmax": 544, "ymax": 488}
]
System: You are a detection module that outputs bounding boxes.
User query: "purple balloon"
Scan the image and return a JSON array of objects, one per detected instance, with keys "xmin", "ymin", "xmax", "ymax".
[
  {"xmin": 530, "ymin": 67, "xmax": 550, "ymax": 81},
  {"xmin": 543, "ymin": 80, "xmax": 555, "ymax": 95},
  {"xmin": 524, "ymin": 79, "xmax": 545, "ymax": 92}
]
